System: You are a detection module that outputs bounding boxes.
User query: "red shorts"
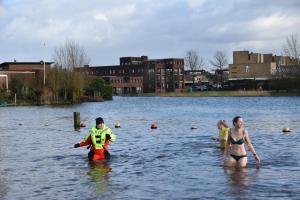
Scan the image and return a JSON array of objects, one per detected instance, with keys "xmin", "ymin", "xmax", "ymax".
[{"xmin": 90, "ymin": 142, "xmax": 110, "ymax": 161}]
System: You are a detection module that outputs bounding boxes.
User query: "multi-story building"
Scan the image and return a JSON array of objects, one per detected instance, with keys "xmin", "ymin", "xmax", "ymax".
[
  {"xmin": 184, "ymin": 70, "xmax": 210, "ymax": 86},
  {"xmin": 229, "ymin": 51, "xmax": 299, "ymax": 80},
  {"xmin": 84, "ymin": 56, "xmax": 185, "ymax": 94}
]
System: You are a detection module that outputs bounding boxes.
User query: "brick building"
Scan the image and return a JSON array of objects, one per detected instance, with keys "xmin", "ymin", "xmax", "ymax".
[
  {"xmin": 84, "ymin": 56, "xmax": 185, "ymax": 94},
  {"xmin": 184, "ymin": 70, "xmax": 209, "ymax": 86},
  {"xmin": 0, "ymin": 61, "xmax": 52, "ymax": 91}
]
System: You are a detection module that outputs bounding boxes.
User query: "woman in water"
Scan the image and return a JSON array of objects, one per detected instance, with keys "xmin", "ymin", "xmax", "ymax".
[{"xmin": 223, "ymin": 116, "xmax": 260, "ymax": 167}]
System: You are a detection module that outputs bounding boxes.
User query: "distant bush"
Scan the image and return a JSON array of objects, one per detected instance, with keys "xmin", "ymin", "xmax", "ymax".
[
  {"xmin": 0, "ymin": 90, "xmax": 9, "ymax": 101},
  {"xmin": 101, "ymin": 85, "xmax": 113, "ymax": 100},
  {"xmin": 85, "ymin": 76, "xmax": 113, "ymax": 101}
]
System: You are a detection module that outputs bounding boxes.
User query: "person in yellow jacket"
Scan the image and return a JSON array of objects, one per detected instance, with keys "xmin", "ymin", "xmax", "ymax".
[
  {"xmin": 217, "ymin": 120, "xmax": 229, "ymax": 148},
  {"xmin": 212, "ymin": 120, "xmax": 229, "ymax": 149},
  {"xmin": 74, "ymin": 117, "xmax": 116, "ymax": 161}
]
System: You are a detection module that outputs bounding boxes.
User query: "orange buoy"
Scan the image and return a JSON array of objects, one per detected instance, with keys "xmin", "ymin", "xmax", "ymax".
[
  {"xmin": 80, "ymin": 122, "xmax": 86, "ymax": 127},
  {"xmin": 151, "ymin": 123, "xmax": 157, "ymax": 129},
  {"xmin": 282, "ymin": 127, "xmax": 291, "ymax": 133}
]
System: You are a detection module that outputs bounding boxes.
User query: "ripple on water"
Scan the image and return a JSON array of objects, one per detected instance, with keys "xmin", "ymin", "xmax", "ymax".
[{"xmin": 0, "ymin": 97, "xmax": 300, "ymax": 199}]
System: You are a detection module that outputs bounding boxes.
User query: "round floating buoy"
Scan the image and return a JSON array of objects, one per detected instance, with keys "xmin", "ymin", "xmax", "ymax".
[
  {"xmin": 282, "ymin": 127, "xmax": 291, "ymax": 133},
  {"xmin": 191, "ymin": 125, "xmax": 198, "ymax": 130},
  {"xmin": 151, "ymin": 123, "xmax": 157, "ymax": 129},
  {"xmin": 80, "ymin": 122, "xmax": 86, "ymax": 127},
  {"xmin": 115, "ymin": 122, "xmax": 121, "ymax": 128}
]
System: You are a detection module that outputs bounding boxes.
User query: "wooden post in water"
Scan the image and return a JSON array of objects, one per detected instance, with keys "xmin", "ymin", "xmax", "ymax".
[{"xmin": 74, "ymin": 112, "xmax": 80, "ymax": 129}]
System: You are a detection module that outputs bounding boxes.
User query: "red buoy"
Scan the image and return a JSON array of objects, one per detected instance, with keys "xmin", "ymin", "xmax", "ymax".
[
  {"xmin": 80, "ymin": 122, "xmax": 86, "ymax": 127},
  {"xmin": 151, "ymin": 123, "xmax": 157, "ymax": 129}
]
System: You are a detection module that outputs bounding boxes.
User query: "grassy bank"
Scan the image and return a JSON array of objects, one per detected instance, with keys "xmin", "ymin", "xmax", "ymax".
[{"xmin": 135, "ymin": 90, "xmax": 300, "ymax": 97}]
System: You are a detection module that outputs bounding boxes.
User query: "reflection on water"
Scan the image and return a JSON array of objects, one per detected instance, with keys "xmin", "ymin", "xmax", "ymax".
[
  {"xmin": 224, "ymin": 167, "xmax": 267, "ymax": 199},
  {"xmin": 224, "ymin": 167, "xmax": 259, "ymax": 197},
  {"xmin": 87, "ymin": 161, "xmax": 112, "ymax": 194}
]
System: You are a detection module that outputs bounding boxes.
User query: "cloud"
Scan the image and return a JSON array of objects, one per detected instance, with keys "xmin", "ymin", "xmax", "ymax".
[
  {"xmin": 0, "ymin": 1, "xmax": 4, "ymax": 19},
  {"xmin": 0, "ymin": 0, "xmax": 300, "ymax": 65}
]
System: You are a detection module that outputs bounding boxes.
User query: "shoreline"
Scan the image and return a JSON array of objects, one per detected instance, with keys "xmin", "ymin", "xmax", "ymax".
[
  {"xmin": 131, "ymin": 90, "xmax": 300, "ymax": 97},
  {"xmin": 2, "ymin": 90, "xmax": 299, "ymax": 106}
]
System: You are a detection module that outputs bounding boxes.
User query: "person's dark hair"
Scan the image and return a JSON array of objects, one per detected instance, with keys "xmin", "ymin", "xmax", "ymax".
[
  {"xmin": 96, "ymin": 117, "xmax": 104, "ymax": 125},
  {"xmin": 232, "ymin": 116, "xmax": 242, "ymax": 126}
]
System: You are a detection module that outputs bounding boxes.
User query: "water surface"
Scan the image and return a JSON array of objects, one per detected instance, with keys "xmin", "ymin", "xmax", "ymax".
[{"xmin": 0, "ymin": 96, "xmax": 299, "ymax": 199}]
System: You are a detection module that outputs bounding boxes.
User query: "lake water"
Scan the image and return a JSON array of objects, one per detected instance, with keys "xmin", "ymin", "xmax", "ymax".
[{"xmin": 0, "ymin": 96, "xmax": 300, "ymax": 200}]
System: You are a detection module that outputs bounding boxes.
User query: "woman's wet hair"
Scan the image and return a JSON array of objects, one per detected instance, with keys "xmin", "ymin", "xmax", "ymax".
[{"xmin": 232, "ymin": 116, "xmax": 242, "ymax": 126}]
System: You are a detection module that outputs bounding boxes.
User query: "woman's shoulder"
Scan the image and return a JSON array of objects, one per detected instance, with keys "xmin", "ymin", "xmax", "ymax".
[{"xmin": 242, "ymin": 128, "xmax": 249, "ymax": 136}]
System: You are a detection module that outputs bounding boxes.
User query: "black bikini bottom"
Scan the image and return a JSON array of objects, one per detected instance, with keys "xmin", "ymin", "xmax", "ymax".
[{"xmin": 230, "ymin": 154, "xmax": 247, "ymax": 161}]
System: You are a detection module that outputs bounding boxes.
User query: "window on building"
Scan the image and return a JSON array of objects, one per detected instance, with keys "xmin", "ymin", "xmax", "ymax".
[
  {"xmin": 245, "ymin": 65, "xmax": 250, "ymax": 73},
  {"xmin": 157, "ymin": 81, "xmax": 161, "ymax": 88}
]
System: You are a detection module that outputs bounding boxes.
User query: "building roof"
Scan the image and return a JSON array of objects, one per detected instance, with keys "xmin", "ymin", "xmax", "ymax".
[
  {"xmin": 89, "ymin": 65, "xmax": 120, "ymax": 68},
  {"xmin": 228, "ymin": 77, "xmax": 270, "ymax": 81},
  {"xmin": 149, "ymin": 58, "xmax": 184, "ymax": 61},
  {"xmin": 0, "ymin": 62, "xmax": 54, "ymax": 66},
  {"xmin": 0, "ymin": 71, "xmax": 36, "ymax": 74}
]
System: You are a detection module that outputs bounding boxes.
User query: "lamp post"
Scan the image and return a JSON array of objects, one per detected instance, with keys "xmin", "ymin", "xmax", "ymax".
[
  {"xmin": 41, "ymin": 60, "xmax": 46, "ymax": 85},
  {"xmin": 43, "ymin": 61, "xmax": 46, "ymax": 85}
]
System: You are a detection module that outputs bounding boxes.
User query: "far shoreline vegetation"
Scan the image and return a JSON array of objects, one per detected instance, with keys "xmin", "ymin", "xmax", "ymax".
[{"xmin": 0, "ymin": 74, "xmax": 113, "ymax": 106}]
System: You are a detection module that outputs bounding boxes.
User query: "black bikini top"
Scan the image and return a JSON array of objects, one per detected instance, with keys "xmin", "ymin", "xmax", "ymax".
[
  {"xmin": 230, "ymin": 136, "xmax": 245, "ymax": 145},
  {"xmin": 229, "ymin": 129, "xmax": 245, "ymax": 145}
]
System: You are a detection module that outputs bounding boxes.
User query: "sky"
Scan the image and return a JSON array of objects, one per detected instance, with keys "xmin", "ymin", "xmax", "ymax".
[{"xmin": 0, "ymin": 0, "xmax": 300, "ymax": 67}]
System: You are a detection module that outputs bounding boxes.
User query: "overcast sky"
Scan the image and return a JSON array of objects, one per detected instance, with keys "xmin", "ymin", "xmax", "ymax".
[{"xmin": 0, "ymin": 0, "xmax": 300, "ymax": 67}]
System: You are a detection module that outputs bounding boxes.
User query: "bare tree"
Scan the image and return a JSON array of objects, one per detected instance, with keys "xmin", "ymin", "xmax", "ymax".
[
  {"xmin": 283, "ymin": 34, "xmax": 300, "ymax": 63},
  {"xmin": 185, "ymin": 50, "xmax": 206, "ymax": 85},
  {"xmin": 53, "ymin": 40, "xmax": 90, "ymax": 70},
  {"xmin": 51, "ymin": 40, "xmax": 89, "ymax": 102},
  {"xmin": 210, "ymin": 51, "xmax": 228, "ymax": 83},
  {"xmin": 210, "ymin": 50, "xmax": 228, "ymax": 70}
]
